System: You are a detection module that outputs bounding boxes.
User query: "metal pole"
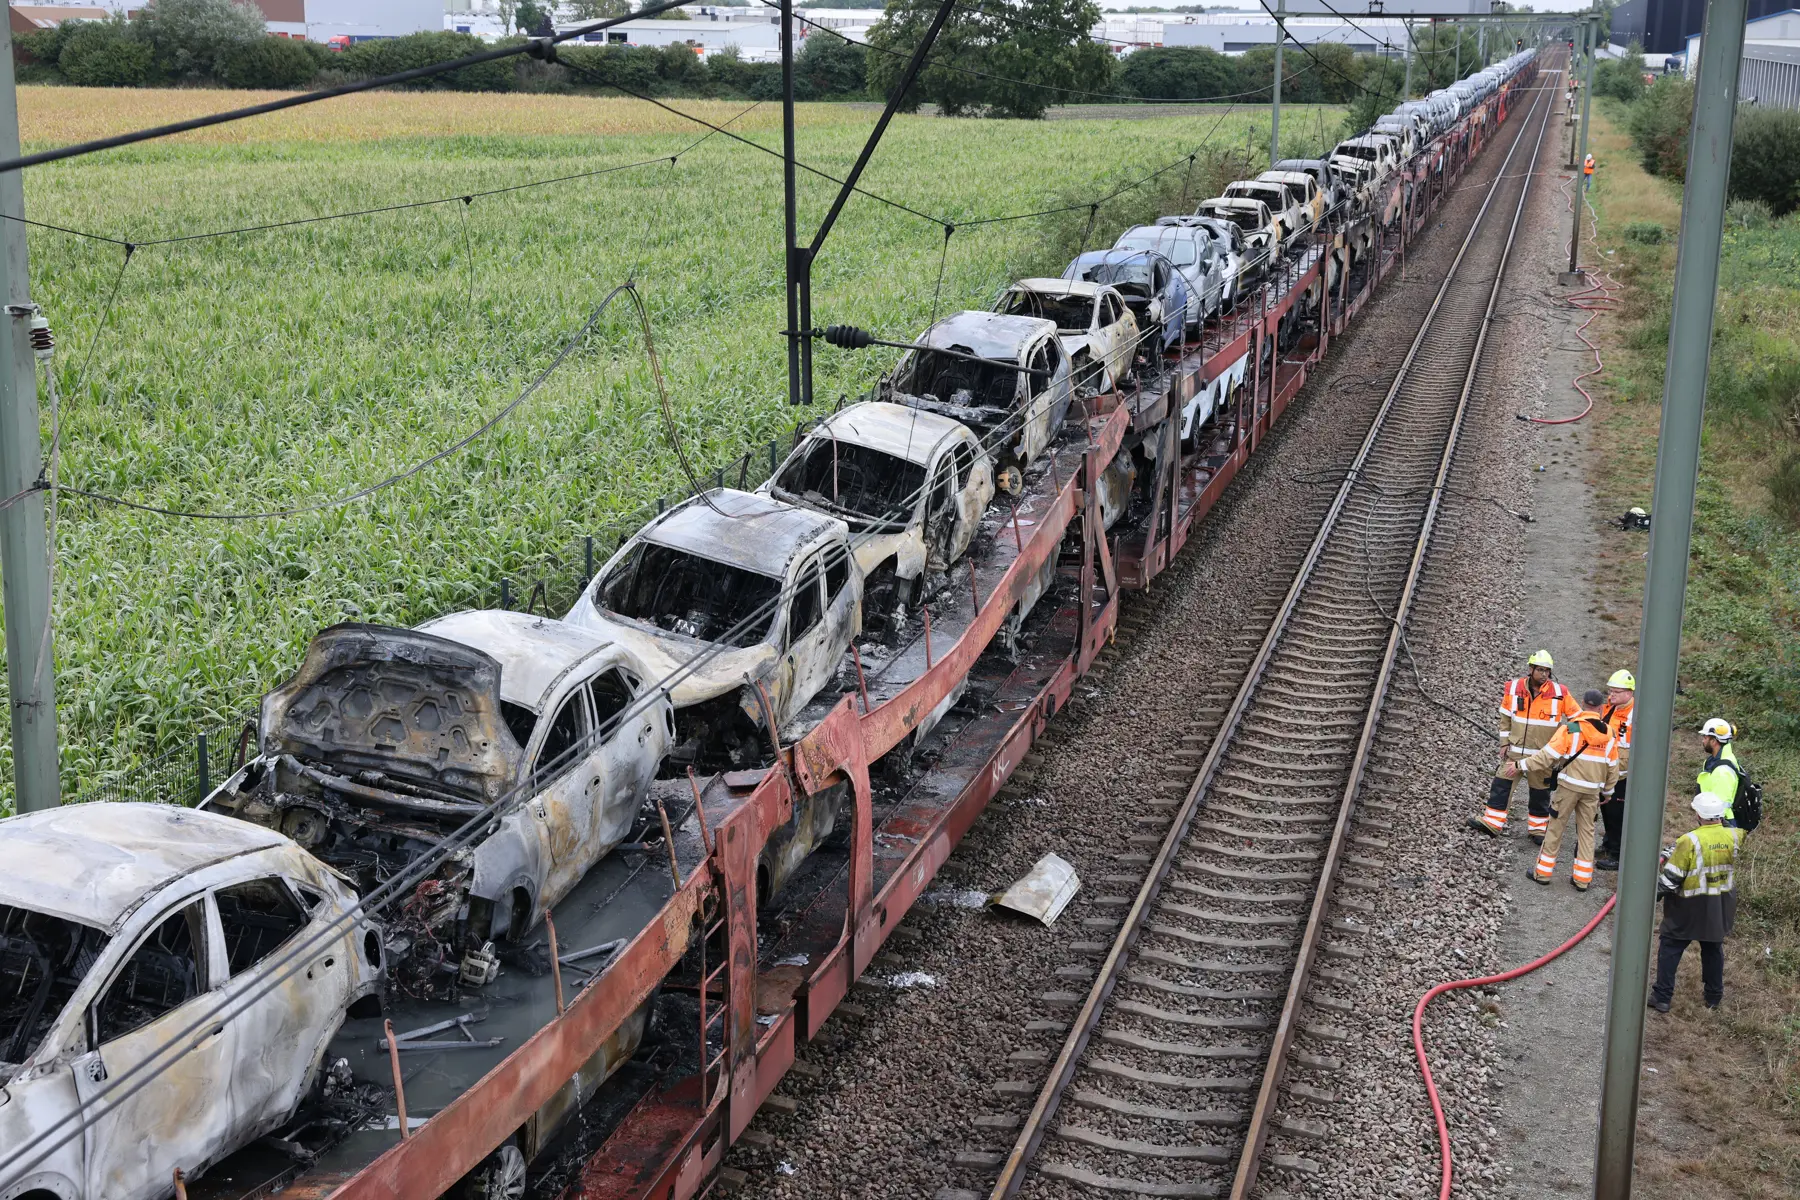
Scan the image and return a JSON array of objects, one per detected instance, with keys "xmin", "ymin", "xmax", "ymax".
[
  {"xmin": 1479, "ymin": 23, "xmax": 1486, "ymax": 69},
  {"xmin": 1594, "ymin": 2, "xmax": 1747, "ymax": 1196},
  {"xmin": 1403, "ymin": 19, "xmax": 1414, "ymax": 100},
  {"xmin": 1455, "ymin": 21, "xmax": 1462, "ymax": 80},
  {"xmin": 781, "ymin": 0, "xmax": 801, "ymax": 407},
  {"xmin": 1567, "ymin": 19, "xmax": 1584, "ymax": 167},
  {"xmin": 1569, "ymin": 14, "xmax": 1597, "ymax": 273},
  {"xmin": 1270, "ymin": 0, "xmax": 1286, "ymax": 166},
  {"xmin": 0, "ymin": 23, "xmax": 57, "ymax": 812}
]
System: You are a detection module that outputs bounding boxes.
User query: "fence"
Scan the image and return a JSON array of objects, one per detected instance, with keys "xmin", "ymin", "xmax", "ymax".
[{"xmin": 10, "ymin": 404, "xmax": 854, "ymax": 814}]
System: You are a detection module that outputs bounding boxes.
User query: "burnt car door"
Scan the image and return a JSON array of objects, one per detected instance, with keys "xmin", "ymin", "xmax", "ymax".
[
  {"xmin": 776, "ymin": 553, "xmax": 829, "ymax": 725},
  {"xmin": 215, "ymin": 874, "xmax": 349, "ymax": 1145},
  {"xmin": 527, "ymin": 685, "xmax": 606, "ymax": 907},
  {"xmin": 921, "ymin": 449, "xmax": 959, "ymax": 572},
  {"xmin": 586, "ymin": 664, "xmax": 663, "ymax": 849},
  {"xmin": 73, "ymin": 898, "xmax": 236, "ymax": 1200}
]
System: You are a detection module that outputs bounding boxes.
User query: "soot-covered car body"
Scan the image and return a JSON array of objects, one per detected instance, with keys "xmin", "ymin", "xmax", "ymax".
[
  {"xmin": 1064, "ymin": 249, "xmax": 1192, "ymax": 356},
  {"xmin": 0, "ymin": 804, "xmax": 381, "ymax": 1200},
  {"xmin": 200, "ymin": 614, "xmax": 672, "ymax": 991},
  {"xmin": 568, "ymin": 488, "xmax": 860, "ymax": 764},
  {"xmin": 882, "ymin": 311, "xmax": 1073, "ymax": 483},
  {"xmin": 1110, "ymin": 221, "xmax": 1229, "ymax": 329},
  {"xmin": 1194, "ymin": 196, "xmax": 1280, "ymax": 279},
  {"xmin": 762, "ymin": 401, "xmax": 994, "ymax": 631},
  {"xmin": 994, "ymin": 278, "xmax": 1141, "ymax": 395}
]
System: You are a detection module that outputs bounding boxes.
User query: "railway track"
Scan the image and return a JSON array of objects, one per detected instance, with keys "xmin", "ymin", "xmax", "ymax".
[{"xmin": 985, "ymin": 69, "xmax": 1561, "ymax": 1200}]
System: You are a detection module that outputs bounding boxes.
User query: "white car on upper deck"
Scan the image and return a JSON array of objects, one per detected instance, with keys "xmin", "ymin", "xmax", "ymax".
[
  {"xmin": 0, "ymin": 803, "xmax": 382, "ymax": 1200},
  {"xmin": 762, "ymin": 401, "xmax": 994, "ymax": 632},
  {"xmin": 994, "ymin": 278, "xmax": 1141, "ymax": 396},
  {"xmin": 568, "ymin": 489, "xmax": 860, "ymax": 763}
]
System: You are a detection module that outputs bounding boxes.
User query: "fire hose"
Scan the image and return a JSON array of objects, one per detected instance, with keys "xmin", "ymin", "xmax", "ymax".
[{"xmin": 1412, "ymin": 893, "xmax": 1618, "ymax": 1199}]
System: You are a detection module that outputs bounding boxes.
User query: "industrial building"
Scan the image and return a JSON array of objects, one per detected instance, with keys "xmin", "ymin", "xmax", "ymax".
[{"xmin": 1611, "ymin": 0, "xmax": 1794, "ymax": 52}]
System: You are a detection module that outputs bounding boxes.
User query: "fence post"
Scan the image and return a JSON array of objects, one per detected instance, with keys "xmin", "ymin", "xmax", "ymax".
[
  {"xmin": 769, "ymin": 439, "xmax": 779, "ymax": 474},
  {"xmin": 584, "ymin": 535, "xmax": 594, "ymax": 585},
  {"xmin": 196, "ymin": 733, "xmax": 209, "ymax": 803},
  {"xmin": 500, "ymin": 578, "xmax": 512, "ymax": 610}
]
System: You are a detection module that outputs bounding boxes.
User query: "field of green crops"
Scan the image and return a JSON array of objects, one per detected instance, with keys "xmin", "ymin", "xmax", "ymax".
[{"xmin": 6, "ymin": 87, "xmax": 1343, "ymax": 800}]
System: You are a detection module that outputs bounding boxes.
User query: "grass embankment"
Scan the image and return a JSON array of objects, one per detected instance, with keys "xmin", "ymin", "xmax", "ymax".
[
  {"xmin": 3, "ymin": 86, "xmax": 1341, "ymax": 799},
  {"xmin": 1582, "ymin": 102, "xmax": 1800, "ymax": 1195}
]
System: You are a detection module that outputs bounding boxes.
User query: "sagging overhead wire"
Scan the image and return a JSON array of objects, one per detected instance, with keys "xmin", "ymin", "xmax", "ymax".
[
  {"xmin": 0, "ymin": 305, "xmax": 1081, "ymax": 1187},
  {"xmin": 6, "ymin": 101, "xmax": 766, "ymax": 249},
  {"xmin": 54, "ymin": 282, "xmax": 636, "ymax": 521},
  {"xmin": 0, "ymin": 0, "xmax": 701, "ymax": 176}
]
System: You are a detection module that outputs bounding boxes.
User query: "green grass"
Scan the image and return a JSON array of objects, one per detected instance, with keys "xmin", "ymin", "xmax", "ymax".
[
  {"xmin": 2, "ymin": 94, "xmax": 1342, "ymax": 802},
  {"xmin": 1585, "ymin": 101, "xmax": 1800, "ymax": 1196}
]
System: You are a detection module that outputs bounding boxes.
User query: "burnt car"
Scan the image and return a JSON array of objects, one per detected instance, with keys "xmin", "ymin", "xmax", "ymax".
[
  {"xmin": 882, "ymin": 311, "xmax": 1073, "ymax": 491},
  {"xmin": 0, "ymin": 803, "xmax": 382, "ymax": 1200},
  {"xmin": 994, "ymin": 278, "xmax": 1141, "ymax": 396},
  {"xmin": 762, "ymin": 401, "xmax": 995, "ymax": 632},
  {"xmin": 1065, "ymin": 248, "xmax": 1192, "ymax": 357},
  {"xmin": 567, "ymin": 488, "xmax": 861, "ymax": 768},
  {"xmin": 201, "ymin": 613, "xmax": 673, "ymax": 993}
]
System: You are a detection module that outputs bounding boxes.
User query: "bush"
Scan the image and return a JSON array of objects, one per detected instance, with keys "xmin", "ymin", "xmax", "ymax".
[
  {"xmin": 797, "ymin": 33, "xmax": 866, "ymax": 98},
  {"xmin": 1627, "ymin": 73, "xmax": 1694, "ymax": 179},
  {"xmin": 1594, "ymin": 43, "xmax": 1648, "ymax": 103},
  {"xmin": 133, "ymin": 0, "xmax": 264, "ymax": 80},
  {"xmin": 1117, "ymin": 46, "xmax": 1238, "ymax": 101},
  {"xmin": 704, "ymin": 48, "xmax": 781, "ymax": 99},
  {"xmin": 1726, "ymin": 198, "xmax": 1774, "ymax": 230},
  {"xmin": 220, "ymin": 37, "xmax": 320, "ymax": 90},
  {"xmin": 1729, "ymin": 108, "xmax": 1800, "ymax": 217},
  {"xmin": 59, "ymin": 18, "xmax": 155, "ymax": 88},
  {"xmin": 1623, "ymin": 220, "xmax": 1668, "ymax": 244},
  {"xmin": 1768, "ymin": 452, "xmax": 1800, "ymax": 528},
  {"xmin": 338, "ymin": 31, "xmax": 518, "ymax": 92},
  {"xmin": 559, "ymin": 45, "xmax": 660, "ymax": 96}
]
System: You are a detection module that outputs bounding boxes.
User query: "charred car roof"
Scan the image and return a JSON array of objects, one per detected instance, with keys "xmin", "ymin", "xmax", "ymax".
[
  {"xmin": 1008, "ymin": 278, "xmax": 1104, "ymax": 299},
  {"xmin": 808, "ymin": 401, "xmax": 969, "ymax": 468},
  {"xmin": 919, "ymin": 310, "xmax": 1054, "ymax": 361},
  {"xmin": 639, "ymin": 488, "xmax": 842, "ymax": 577},
  {"xmin": 418, "ymin": 609, "xmax": 621, "ymax": 712},
  {"xmin": 0, "ymin": 803, "xmax": 288, "ymax": 931}
]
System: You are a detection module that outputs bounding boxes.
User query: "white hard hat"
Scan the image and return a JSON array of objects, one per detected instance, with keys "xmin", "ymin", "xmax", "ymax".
[
  {"xmin": 1698, "ymin": 717, "xmax": 1734, "ymax": 741},
  {"xmin": 1691, "ymin": 792, "xmax": 1726, "ymax": 820}
]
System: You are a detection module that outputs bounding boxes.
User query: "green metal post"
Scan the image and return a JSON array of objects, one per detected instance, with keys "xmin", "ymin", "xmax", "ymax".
[
  {"xmin": 1270, "ymin": 0, "xmax": 1286, "ymax": 165},
  {"xmin": 1570, "ymin": 14, "xmax": 1598, "ymax": 274},
  {"xmin": 0, "ymin": 24, "xmax": 57, "ymax": 812},
  {"xmin": 1594, "ymin": 1, "xmax": 1747, "ymax": 1196},
  {"xmin": 1403, "ymin": 19, "xmax": 1413, "ymax": 100},
  {"xmin": 1567, "ymin": 19, "xmax": 1585, "ymax": 167}
]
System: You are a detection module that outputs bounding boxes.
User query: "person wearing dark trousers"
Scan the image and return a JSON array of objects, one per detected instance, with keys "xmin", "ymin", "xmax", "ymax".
[
  {"xmin": 1595, "ymin": 669, "xmax": 1634, "ymax": 871},
  {"xmin": 1649, "ymin": 791, "xmax": 1741, "ymax": 1012}
]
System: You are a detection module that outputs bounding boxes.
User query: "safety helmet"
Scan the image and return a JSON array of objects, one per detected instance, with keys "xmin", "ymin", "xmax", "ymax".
[
  {"xmin": 1527, "ymin": 649, "xmax": 1555, "ymax": 669},
  {"xmin": 1699, "ymin": 717, "xmax": 1734, "ymax": 741},
  {"xmin": 1607, "ymin": 669, "xmax": 1636, "ymax": 690},
  {"xmin": 1691, "ymin": 792, "xmax": 1726, "ymax": 820}
]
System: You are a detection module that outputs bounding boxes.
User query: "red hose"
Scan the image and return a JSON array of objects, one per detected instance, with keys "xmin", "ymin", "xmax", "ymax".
[
  {"xmin": 1525, "ymin": 174, "xmax": 1619, "ymax": 426},
  {"xmin": 1412, "ymin": 893, "xmax": 1617, "ymax": 1199}
]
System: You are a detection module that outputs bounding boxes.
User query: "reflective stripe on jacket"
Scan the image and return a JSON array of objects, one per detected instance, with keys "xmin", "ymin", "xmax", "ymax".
[
  {"xmin": 1659, "ymin": 824, "xmax": 1740, "ymax": 898},
  {"xmin": 1498, "ymin": 677, "xmax": 1578, "ymax": 757},
  {"xmin": 1602, "ymin": 698, "xmax": 1633, "ymax": 777},
  {"xmin": 1518, "ymin": 710, "xmax": 1619, "ymax": 793},
  {"xmin": 1697, "ymin": 743, "xmax": 1741, "ymax": 820}
]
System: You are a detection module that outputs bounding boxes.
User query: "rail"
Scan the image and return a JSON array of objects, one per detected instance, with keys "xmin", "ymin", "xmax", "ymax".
[{"xmin": 988, "ymin": 60, "xmax": 1559, "ymax": 1200}]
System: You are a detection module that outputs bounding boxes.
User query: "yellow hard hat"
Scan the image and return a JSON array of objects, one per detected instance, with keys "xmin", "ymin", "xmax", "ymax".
[
  {"xmin": 1527, "ymin": 649, "xmax": 1555, "ymax": 669},
  {"xmin": 1698, "ymin": 717, "xmax": 1734, "ymax": 741},
  {"xmin": 1607, "ymin": 669, "xmax": 1635, "ymax": 690}
]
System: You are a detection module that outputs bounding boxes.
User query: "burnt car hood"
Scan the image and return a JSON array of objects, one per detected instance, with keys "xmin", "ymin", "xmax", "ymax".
[{"xmin": 261, "ymin": 623, "xmax": 525, "ymax": 804}]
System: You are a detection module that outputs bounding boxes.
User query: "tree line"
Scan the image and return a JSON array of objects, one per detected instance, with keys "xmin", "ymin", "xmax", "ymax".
[{"xmin": 14, "ymin": 0, "xmax": 1502, "ymax": 122}]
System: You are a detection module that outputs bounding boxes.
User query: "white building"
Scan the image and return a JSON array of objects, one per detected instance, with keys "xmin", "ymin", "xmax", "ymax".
[
  {"xmin": 302, "ymin": 0, "xmax": 439, "ymax": 40},
  {"xmin": 1161, "ymin": 14, "xmax": 1419, "ymax": 57},
  {"xmin": 553, "ymin": 16, "xmax": 782, "ymax": 61}
]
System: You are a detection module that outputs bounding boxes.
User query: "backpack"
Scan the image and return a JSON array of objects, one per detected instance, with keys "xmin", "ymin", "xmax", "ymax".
[{"xmin": 1734, "ymin": 770, "xmax": 1764, "ymax": 833}]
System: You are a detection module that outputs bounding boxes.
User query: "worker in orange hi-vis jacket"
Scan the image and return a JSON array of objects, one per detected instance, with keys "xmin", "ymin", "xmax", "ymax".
[
  {"xmin": 1509, "ymin": 689, "xmax": 1621, "ymax": 891},
  {"xmin": 1468, "ymin": 650, "xmax": 1580, "ymax": 843},
  {"xmin": 1583, "ymin": 152, "xmax": 1595, "ymax": 189}
]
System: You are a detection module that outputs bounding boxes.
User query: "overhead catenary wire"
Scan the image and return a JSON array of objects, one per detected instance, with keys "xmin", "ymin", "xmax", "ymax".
[{"xmin": 0, "ymin": 0, "xmax": 701, "ymax": 177}]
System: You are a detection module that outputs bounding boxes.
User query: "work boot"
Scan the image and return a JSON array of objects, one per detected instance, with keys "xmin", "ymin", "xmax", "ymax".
[
  {"xmin": 1527, "ymin": 868, "xmax": 1551, "ymax": 886},
  {"xmin": 1529, "ymin": 833, "xmax": 1545, "ymax": 846},
  {"xmin": 1648, "ymin": 997, "xmax": 1671, "ymax": 1013},
  {"xmin": 1570, "ymin": 878, "xmax": 1589, "ymax": 893},
  {"xmin": 1594, "ymin": 852, "xmax": 1620, "ymax": 872},
  {"xmin": 1466, "ymin": 816, "xmax": 1499, "ymax": 838}
]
